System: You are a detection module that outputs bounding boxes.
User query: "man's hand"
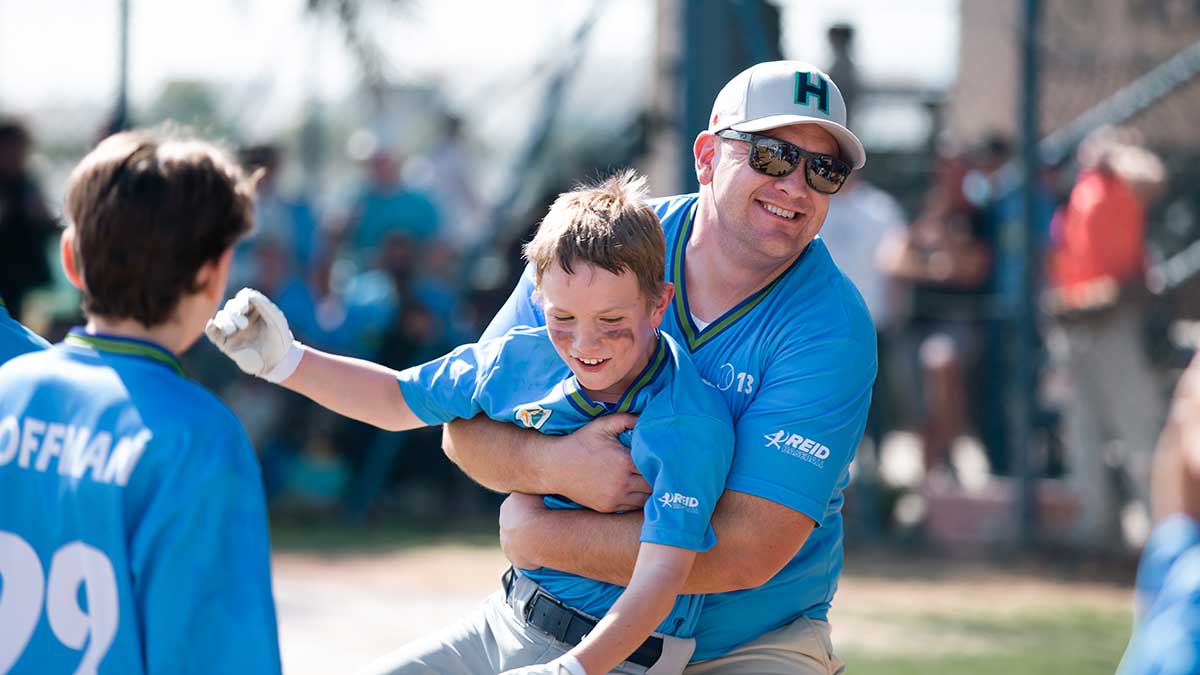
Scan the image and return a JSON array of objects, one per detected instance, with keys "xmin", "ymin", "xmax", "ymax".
[
  {"xmin": 544, "ymin": 413, "xmax": 651, "ymax": 513},
  {"xmin": 205, "ymin": 288, "xmax": 302, "ymax": 383},
  {"xmin": 499, "ymin": 492, "xmax": 550, "ymax": 570}
]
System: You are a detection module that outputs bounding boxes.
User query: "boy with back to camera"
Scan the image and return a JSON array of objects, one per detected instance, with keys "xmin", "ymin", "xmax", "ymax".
[
  {"xmin": 0, "ymin": 129, "xmax": 280, "ymax": 674},
  {"xmin": 206, "ymin": 171, "xmax": 735, "ymax": 675}
]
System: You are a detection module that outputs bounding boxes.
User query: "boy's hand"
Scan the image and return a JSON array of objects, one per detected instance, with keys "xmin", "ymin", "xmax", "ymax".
[{"xmin": 205, "ymin": 288, "xmax": 303, "ymax": 383}]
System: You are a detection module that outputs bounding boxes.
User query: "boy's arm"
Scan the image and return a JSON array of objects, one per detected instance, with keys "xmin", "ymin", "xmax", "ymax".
[
  {"xmin": 282, "ymin": 346, "xmax": 423, "ymax": 431},
  {"xmin": 206, "ymin": 288, "xmax": 423, "ymax": 432},
  {"xmin": 570, "ymin": 544, "xmax": 695, "ymax": 675}
]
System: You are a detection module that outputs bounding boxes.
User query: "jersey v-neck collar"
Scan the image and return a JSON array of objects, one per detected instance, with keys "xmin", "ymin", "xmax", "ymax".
[
  {"xmin": 564, "ymin": 331, "xmax": 669, "ymax": 418},
  {"xmin": 669, "ymin": 201, "xmax": 803, "ymax": 352},
  {"xmin": 64, "ymin": 328, "xmax": 186, "ymax": 378}
]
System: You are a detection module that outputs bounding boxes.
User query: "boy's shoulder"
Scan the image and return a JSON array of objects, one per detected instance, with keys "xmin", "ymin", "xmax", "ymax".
[
  {"xmin": 644, "ymin": 332, "xmax": 732, "ymax": 427},
  {"xmin": 4, "ymin": 341, "xmax": 245, "ymax": 441},
  {"xmin": 0, "ymin": 307, "xmax": 50, "ymax": 365},
  {"xmin": 471, "ymin": 325, "xmax": 571, "ymax": 388}
]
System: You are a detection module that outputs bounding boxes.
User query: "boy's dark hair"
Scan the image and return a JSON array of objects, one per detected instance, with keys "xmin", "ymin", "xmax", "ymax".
[{"xmin": 65, "ymin": 129, "xmax": 257, "ymax": 327}]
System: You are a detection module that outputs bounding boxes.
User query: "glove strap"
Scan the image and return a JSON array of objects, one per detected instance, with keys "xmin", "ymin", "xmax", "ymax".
[
  {"xmin": 264, "ymin": 340, "xmax": 305, "ymax": 383},
  {"xmin": 551, "ymin": 653, "xmax": 587, "ymax": 675}
]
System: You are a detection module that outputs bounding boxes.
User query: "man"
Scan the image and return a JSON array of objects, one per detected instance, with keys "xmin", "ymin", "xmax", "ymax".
[
  {"xmin": 438, "ymin": 61, "xmax": 876, "ymax": 674},
  {"xmin": 1119, "ymin": 349, "xmax": 1200, "ymax": 674}
]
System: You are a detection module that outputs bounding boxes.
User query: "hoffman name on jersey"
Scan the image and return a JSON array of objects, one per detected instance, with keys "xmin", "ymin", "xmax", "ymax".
[{"xmin": 0, "ymin": 415, "xmax": 151, "ymax": 487}]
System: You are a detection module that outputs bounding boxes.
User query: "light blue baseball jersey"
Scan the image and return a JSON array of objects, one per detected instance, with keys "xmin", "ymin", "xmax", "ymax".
[
  {"xmin": 483, "ymin": 194, "xmax": 877, "ymax": 659},
  {"xmin": 1119, "ymin": 515, "xmax": 1200, "ymax": 674},
  {"xmin": 0, "ymin": 329, "xmax": 280, "ymax": 675},
  {"xmin": 397, "ymin": 326, "xmax": 734, "ymax": 636},
  {"xmin": 0, "ymin": 300, "xmax": 49, "ymax": 364}
]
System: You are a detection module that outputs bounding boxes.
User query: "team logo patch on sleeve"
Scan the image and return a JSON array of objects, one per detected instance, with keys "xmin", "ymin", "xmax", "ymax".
[
  {"xmin": 658, "ymin": 491, "xmax": 700, "ymax": 513},
  {"xmin": 514, "ymin": 405, "xmax": 552, "ymax": 430},
  {"xmin": 764, "ymin": 429, "xmax": 830, "ymax": 467}
]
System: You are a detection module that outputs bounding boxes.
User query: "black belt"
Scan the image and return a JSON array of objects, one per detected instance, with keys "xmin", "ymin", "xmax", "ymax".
[{"xmin": 501, "ymin": 567, "xmax": 664, "ymax": 669}]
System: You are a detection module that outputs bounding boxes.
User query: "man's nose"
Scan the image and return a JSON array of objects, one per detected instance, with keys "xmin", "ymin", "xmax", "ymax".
[{"xmin": 774, "ymin": 161, "xmax": 811, "ymax": 198}]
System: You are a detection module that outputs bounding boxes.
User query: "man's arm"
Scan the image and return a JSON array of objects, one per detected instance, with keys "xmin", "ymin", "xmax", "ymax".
[
  {"xmin": 500, "ymin": 489, "xmax": 814, "ymax": 594},
  {"xmin": 443, "ymin": 413, "xmax": 652, "ymax": 513}
]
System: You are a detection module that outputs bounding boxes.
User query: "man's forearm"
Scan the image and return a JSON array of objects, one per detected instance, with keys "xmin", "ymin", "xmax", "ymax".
[
  {"xmin": 509, "ymin": 508, "xmax": 750, "ymax": 594},
  {"xmin": 511, "ymin": 507, "xmax": 641, "ymax": 586},
  {"xmin": 509, "ymin": 491, "xmax": 813, "ymax": 594},
  {"xmin": 442, "ymin": 416, "xmax": 554, "ymax": 494}
]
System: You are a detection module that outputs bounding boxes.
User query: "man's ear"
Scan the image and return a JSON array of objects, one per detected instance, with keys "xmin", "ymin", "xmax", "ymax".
[
  {"xmin": 694, "ymin": 132, "xmax": 719, "ymax": 186},
  {"xmin": 60, "ymin": 229, "xmax": 84, "ymax": 290},
  {"xmin": 196, "ymin": 247, "xmax": 236, "ymax": 302}
]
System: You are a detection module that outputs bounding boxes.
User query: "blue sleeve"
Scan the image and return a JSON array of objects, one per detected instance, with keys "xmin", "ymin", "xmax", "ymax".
[
  {"xmin": 480, "ymin": 264, "xmax": 544, "ymax": 341},
  {"xmin": 131, "ymin": 430, "xmax": 281, "ymax": 675},
  {"xmin": 726, "ymin": 336, "xmax": 875, "ymax": 524},
  {"xmin": 396, "ymin": 339, "xmax": 503, "ymax": 425},
  {"xmin": 1120, "ymin": 515, "xmax": 1200, "ymax": 675},
  {"xmin": 632, "ymin": 415, "xmax": 734, "ymax": 552},
  {"xmin": 0, "ymin": 311, "xmax": 50, "ymax": 365}
]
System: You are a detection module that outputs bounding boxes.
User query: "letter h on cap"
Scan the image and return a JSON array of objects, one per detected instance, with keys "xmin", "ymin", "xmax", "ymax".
[{"xmin": 794, "ymin": 71, "xmax": 829, "ymax": 114}]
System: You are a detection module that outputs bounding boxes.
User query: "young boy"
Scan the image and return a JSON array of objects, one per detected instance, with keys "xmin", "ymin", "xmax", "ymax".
[
  {"xmin": 0, "ymin": 130, "xmax": 281, "ymax": 675},
  {"xmin": 0, "ymin": 297, "xmax": 49, "ymax": 364},
  {"xmin": 206, "ymin": 171, "xmax": 734, "ymax": 675}
]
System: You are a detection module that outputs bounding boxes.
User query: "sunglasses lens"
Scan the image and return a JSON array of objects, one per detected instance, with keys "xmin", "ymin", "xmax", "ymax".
[
  {"xmin": 748, "ymin": 141, "xmax": 799, "ymax": 178},
  {"xmin": 806, "ymin": 156, "xmax": 849, "ymax": 194}
]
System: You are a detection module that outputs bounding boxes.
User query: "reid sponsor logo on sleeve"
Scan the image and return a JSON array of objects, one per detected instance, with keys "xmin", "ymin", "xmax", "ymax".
[{"xmin": 764, "ymin": 429, "xmax": 829, "ymax": 467}]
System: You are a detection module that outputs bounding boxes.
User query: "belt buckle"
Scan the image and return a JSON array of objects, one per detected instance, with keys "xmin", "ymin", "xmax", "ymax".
[{"xmin": 525, "ymin": 588, "xmax": 572, "ymax": 643}]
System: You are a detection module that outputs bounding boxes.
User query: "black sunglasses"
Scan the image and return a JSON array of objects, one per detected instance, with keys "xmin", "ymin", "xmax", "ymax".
[{"xmin": 716, "ymin": 130, "xmax": 851, "ymax": 195}]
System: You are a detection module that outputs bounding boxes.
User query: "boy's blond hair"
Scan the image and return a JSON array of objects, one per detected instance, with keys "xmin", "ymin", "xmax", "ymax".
[{"xmin": 523, "ymin": 170, "xmax": 665, "ymax": 302}]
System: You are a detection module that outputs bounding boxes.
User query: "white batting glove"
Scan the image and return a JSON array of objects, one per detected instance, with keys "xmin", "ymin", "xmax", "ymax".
[
  {"xmin": 205, "ymin": 288, "xmax": 304, "ymax": 383},
  {"xmin": 500, "ymin": 653, "xmax": 587, "ymax": 675}
]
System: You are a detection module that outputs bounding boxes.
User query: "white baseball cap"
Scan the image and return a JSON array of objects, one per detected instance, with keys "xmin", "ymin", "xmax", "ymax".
[{"xmin": 708, "ymin": 61, "xmax": 866, "ymax": 170}]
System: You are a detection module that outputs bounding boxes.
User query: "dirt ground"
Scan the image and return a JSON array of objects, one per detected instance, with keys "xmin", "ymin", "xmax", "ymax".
[{"xmin": 271, "ymin": 543, "xmax": 1136, "ymax": 675}]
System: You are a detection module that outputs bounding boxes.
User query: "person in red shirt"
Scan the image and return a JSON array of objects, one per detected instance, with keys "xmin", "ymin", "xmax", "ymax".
[{"xmin": 1044, "ymin": 126, "xmax": 1168, "ymax": 550}]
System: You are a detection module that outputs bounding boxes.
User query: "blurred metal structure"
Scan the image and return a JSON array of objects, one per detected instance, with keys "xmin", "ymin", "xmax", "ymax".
[
  {"xmin": 112, "ymin": 0, "xmax": 131, "ymax": 133},
  {"xmin": 676, "ymin": 0, "xmax": 782, "ymax": 191},
  {"xmin": 1013, "ymin": 0, "xmax": 1042, "ymax": 546}
]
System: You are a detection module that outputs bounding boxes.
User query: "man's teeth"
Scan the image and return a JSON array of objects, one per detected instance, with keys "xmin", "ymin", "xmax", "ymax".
[
  {"xmin": 579, "ymin": 357, "xmax": 605, "ymax": 365},
  {"xmin": 763, "ymin": 203, "xmax": 796, "ymax": 219}
]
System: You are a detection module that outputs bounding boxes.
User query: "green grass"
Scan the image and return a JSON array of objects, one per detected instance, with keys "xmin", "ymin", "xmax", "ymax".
[{"xmin": 841, "ymin": 608, "xmax": 1132, "ymax": 675}]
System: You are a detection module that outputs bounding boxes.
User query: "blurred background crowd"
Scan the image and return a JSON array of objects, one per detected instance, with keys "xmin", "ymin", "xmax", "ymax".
[{"xmin": 3, "ymin": 0, "xmax": 1199, "ymax": 555}]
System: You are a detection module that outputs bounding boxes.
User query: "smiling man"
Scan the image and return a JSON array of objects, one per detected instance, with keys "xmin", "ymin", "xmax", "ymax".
[{"xmin": 440, "ymin": 61, "xmax": 876, "ymax": 674}]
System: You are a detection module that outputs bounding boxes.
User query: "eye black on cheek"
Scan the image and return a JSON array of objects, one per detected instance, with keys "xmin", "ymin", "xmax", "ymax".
[{"xmin": 603, "ymin": 327, "xmax": 635, "ymax": 342}]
